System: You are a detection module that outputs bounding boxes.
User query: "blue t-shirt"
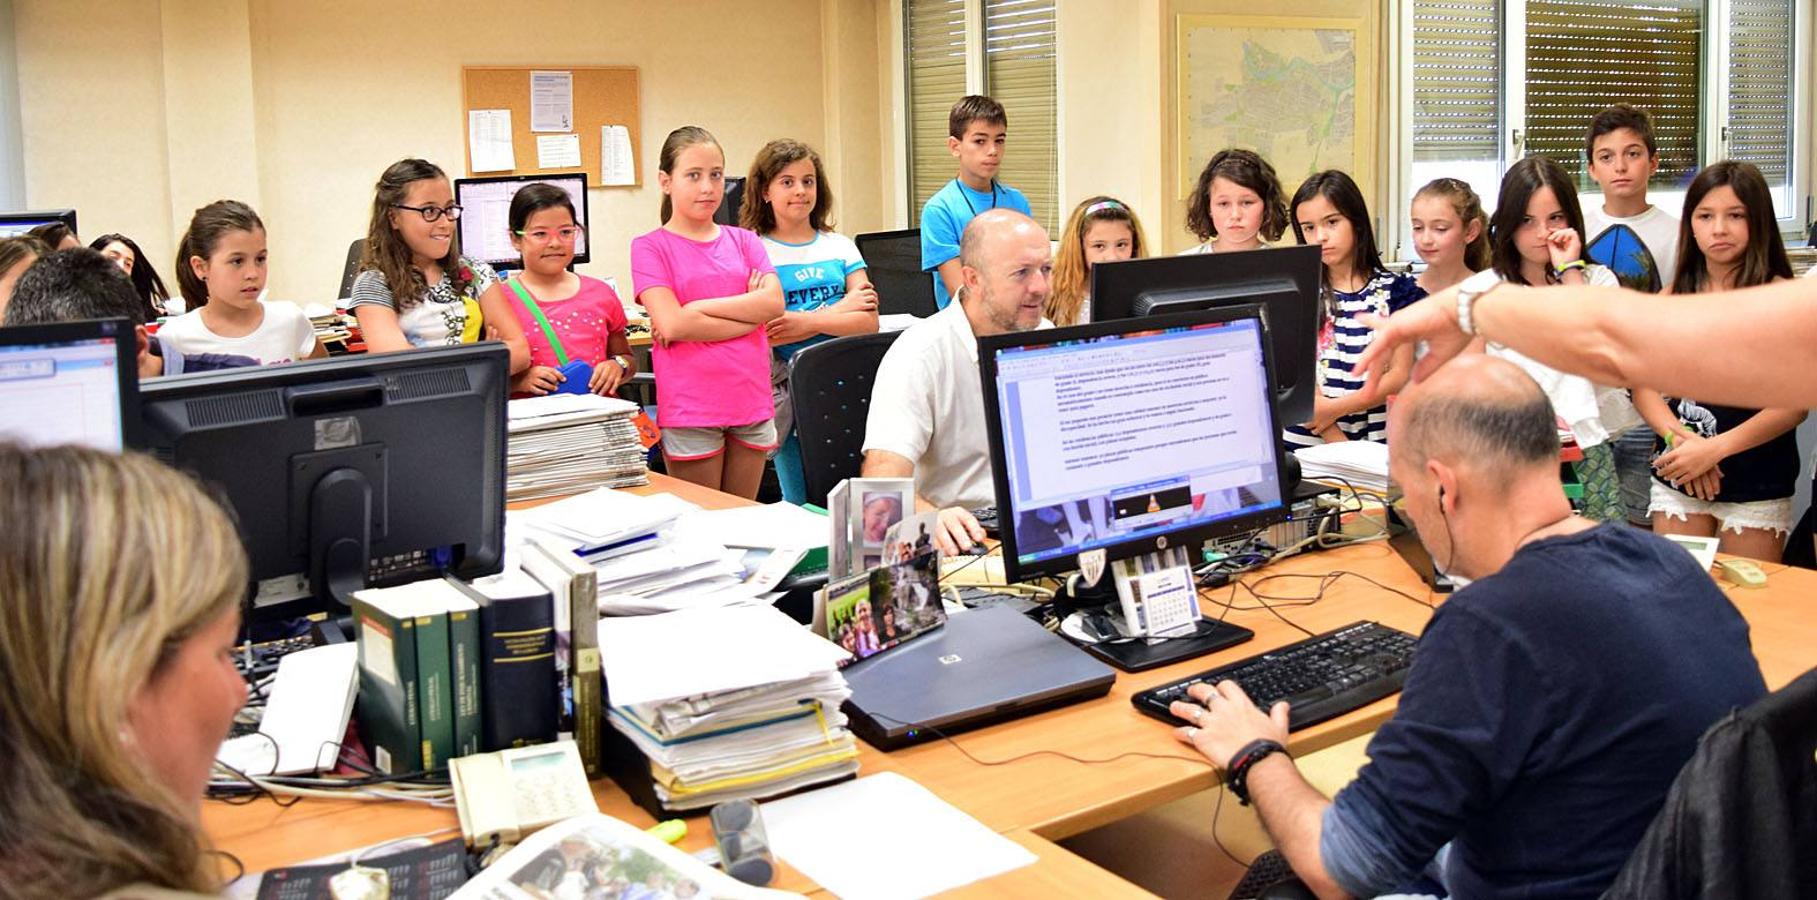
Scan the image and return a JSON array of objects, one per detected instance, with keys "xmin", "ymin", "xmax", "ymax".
[
  {"xmin": 919, "ymin": 178, "xmax": 1032, "ymax": 309},
  {"xmin": 760, "ymin": 231, "xmax": 868, "ymax": 361},
  {"xmin": 1321, "ymin": 524, "xmax": 1766, "ymax": 900}
]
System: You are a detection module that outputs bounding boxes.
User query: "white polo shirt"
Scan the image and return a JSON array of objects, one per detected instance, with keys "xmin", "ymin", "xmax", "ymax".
[{"xmin": 862, "ymin": 301, "xmax": 1049, "ymax": 509}]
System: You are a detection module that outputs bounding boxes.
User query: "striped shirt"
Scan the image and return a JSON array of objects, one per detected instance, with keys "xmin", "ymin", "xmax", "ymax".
[{"xmin": 1285, "ymin": 269, "xmax": 1424, "ymax": 446}]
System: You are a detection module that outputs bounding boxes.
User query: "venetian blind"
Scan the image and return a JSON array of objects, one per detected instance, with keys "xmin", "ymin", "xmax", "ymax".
[
  {"xmin": 1726, "ymin": 0, "xmax": 1794, "ymax": 190},
  {"xmin": 906, "ymin": 0, "xmax": 967, "ymax": 226},
  {"xmin": 1412, "ymin": 0, "xmax": 1502, "ymax": 162},
  {"xmin": 983, "ymin": 0, "xmax": 1059, "ymax": 230}
]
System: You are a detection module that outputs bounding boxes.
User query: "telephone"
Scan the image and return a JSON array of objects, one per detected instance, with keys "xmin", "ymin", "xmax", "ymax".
[{"xmin": 449, "ymin": 740, "xmax": 599, "ymax": 848}]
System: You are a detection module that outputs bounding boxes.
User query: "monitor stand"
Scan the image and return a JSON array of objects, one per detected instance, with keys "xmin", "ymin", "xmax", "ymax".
[{"xmin": 1053, "ymin": 549, "xmax": 1254, "ymax": 673}]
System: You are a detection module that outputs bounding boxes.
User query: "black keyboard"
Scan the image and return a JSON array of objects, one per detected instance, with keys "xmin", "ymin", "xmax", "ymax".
[
  {"xmin": 970, "ymin": 505, "xmax": 999, "ymax": 535},
  {"xmin": 1132, "ymin": 621, "xmax": 1418, "ymax": 731}
]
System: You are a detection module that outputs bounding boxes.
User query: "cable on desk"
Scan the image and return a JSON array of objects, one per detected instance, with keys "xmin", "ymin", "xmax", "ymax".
[{"xmin": 867, "ymin": 714, "xmax": 1211, "ymax": 770}]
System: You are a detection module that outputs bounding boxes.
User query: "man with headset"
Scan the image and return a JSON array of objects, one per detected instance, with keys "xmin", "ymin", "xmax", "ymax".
[{"xmin": 1171, "ymin": 355, "xmax": 1765, "ymax": 898}]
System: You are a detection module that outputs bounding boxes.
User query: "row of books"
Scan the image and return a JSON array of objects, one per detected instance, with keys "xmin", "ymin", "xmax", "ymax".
[
  {"xmin": 506, "ymin": 394, "xmax": 651, "ymax": 502},
  {"xmin": 351, "ymin": 538, "xmax": 606, "ymax": 776}
]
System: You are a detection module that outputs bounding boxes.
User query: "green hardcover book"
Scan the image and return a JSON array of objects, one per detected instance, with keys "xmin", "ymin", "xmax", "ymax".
[
  {"xmin": 444, "ymin": 589, "xmax": 483, "ymax": 760},
  {"xmin": 523, "ymin": 537, "xmax": 602, "ymax": 776},
  {"xmin": 350, "ymin": 586, "xmax": 423, "ymax": 775},
  {"xmin": 411, "ymin": 599, "xmax": 454, "ymax": 772}
]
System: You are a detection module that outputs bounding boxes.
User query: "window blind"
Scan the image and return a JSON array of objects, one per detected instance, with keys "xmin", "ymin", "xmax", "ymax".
[
  {"xmin": 1524, "ymin": 0, "xmax": 1703, "ymax": 187},
  {"xmin": 1412, "ymin": 0, "xmax": 1502, "ymax": 162},
  {"xmin": 983, "ymin": 0, "xmax": 1058, "ymax": 231},
  {"xmin": 1726, "ymin": 0, "xmax": 1793, "ymax": 190},
  {"xmin": 906, "ymin": 0, "xmax": 967, "ymax": 226}
]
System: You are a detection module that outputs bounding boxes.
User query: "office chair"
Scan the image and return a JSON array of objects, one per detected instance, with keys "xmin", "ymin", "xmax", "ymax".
[
  {"xmin": 855, "ymin": 229, "xmax": 937, "ymax": 318},
  {"xmin": 787, "ymin": 330, "xmax": 902, "ymax": 507},
  {"xmin": 337, "ymin": 238, "xmax": 365, "ymax": 301}
]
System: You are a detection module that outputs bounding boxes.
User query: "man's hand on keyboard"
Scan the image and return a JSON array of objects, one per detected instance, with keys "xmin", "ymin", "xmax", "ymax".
[{"xmin": 1171, "ymin": 680, "xmax": 1290, "ymax": 770}]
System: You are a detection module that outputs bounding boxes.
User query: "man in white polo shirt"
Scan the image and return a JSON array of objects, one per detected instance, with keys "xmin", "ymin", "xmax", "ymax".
[{"xmin": 861, "ymin": 208, "xmax": 1052, "ymax": 554}]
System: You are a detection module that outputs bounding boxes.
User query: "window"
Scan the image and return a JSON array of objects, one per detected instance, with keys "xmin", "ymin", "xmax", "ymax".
[
  {"xmin": 903, "ymin": 0, "xmax": 1059, "ymax": 230},
  {"xmin": 1404, "ymin": 0, "xmax": 1805, "ymax": 258}
]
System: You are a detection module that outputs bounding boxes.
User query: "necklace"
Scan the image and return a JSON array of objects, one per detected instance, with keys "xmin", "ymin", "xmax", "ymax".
[{"xmin": 955, "ymin": 178, "xmax": 1001, "ymax": 215}]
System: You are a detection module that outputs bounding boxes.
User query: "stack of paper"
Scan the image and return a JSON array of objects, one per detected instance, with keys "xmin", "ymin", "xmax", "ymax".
[
  {"xmin": 301, "ymin": 302, "xmax": 355, "ymax": 345},
  {"xmin": 602, "ymin": 606, "xmax": 858, "ymax": 810},
  {"xmin": 1293, "ymin": 440, "xmax": 1392, "ymax": 494},
  {"xmin": 519, "ymin": 487, "xmax": 780, "ymax": 615},
  {"xmin": 507, "ymin": 394, "xmax": 649, "ymax": 501}
]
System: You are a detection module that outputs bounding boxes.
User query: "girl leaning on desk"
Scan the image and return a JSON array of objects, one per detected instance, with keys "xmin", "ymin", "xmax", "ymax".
[{"xmin": 0, "ymin": 444, "xmax": 248, "ymax": 899}]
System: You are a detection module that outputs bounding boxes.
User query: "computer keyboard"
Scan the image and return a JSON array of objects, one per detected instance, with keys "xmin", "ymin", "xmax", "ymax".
[
  {"xmin": 969, "ymin": 505, "xmax": 999, "ymax": 535},
  {"xmin": 1132, "ymin": 620, "xmax": 1418, "ymax": 731}
]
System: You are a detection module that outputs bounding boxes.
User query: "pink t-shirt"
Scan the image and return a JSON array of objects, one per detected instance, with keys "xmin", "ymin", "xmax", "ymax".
[
  {"xmin": 630, "ymin": 226, "xmax": 777, "ymax": 428},
  {"xmin": 506, "ymin": 275, "xmax": 628, "ymax": 370}
]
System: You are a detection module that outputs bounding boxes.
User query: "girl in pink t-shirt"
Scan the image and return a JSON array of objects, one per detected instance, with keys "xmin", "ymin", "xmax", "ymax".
[
  {"xmin": 631, "ymin": 126, "xmax": 784, "ymax": 499},
  {"xmin": 481, "ymin": 183, "xmax": 637, "ymax": 399}
]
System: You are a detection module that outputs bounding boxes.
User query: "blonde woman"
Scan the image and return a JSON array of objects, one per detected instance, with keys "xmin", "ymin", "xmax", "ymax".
[{"xmin": 0, "ymin": 444, "xmax": 248, "ymax": 899}]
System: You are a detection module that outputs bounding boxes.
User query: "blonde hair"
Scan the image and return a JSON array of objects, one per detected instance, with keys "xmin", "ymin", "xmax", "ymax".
[
  {"xmin": 0, "ymin": 444, "xmax": 246, "ymax": 898},
  {"xmin": 1048, "ymin": 196, "xmax": 1148, "ymax": 326},
  {"xmin": 1412, "ymin": 178, "xmax": 1491, "ymax": 273}
]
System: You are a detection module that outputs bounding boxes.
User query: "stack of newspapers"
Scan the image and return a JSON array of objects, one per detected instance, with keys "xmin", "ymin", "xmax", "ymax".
[
  {"xmin": 602, "ymin": 606, "xmax": 859, "ymax": 811},
  {"xmin": 506, "ymin": 394, "xmax": 649, "ymax": 502}
]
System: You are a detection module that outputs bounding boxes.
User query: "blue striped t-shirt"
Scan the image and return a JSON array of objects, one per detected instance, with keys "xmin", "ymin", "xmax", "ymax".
[{"xmin": 1285, "ymin": 269, "xmax": 1424, "ymax": 446}]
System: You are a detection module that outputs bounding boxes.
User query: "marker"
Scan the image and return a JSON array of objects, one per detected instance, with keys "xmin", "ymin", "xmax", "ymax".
[{"xmin": 646, "ymin": 819, "xmax": 688, "ymax": 844}]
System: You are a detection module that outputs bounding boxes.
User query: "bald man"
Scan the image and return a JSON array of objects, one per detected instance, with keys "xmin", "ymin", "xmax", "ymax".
[
  {"xmin": 861, "ymin": 208, "xmax": 1052, "ymax": 554},
  {"xmin": 1172, "ymin": 356, "xmax": 1765, "ymax": 899}
]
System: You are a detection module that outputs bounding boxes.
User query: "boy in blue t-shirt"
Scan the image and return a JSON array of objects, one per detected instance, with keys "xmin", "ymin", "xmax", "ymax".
[{"xmin": 920, "ymin": 95, "xmax": 1032, "ymax": 309}]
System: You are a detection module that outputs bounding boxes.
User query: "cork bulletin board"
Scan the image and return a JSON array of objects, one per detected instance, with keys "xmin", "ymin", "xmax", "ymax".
[{"xmin": 460, "ymin": 65, "xmax": 642, "ymax": 186}]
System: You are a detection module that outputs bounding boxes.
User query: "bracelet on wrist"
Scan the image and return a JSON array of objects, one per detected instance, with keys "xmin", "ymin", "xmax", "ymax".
[
  {"xmin": 1225, "ymin": 738, "xmax": 1289, "ymax": 806},
  {"xmin": 1553, "ymin": 259, "xmax": 1588, "ymax": 276}
]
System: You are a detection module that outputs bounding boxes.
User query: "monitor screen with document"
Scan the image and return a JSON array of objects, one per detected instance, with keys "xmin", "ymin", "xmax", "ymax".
[
  {"xmin": 978, "ymin": 306, "xmax": 1289, "ymax": 583},
  {"xmin": 454, "ymin": 174, "xmax": 590, "ymax": 269},
  {"xmin": 0, "ymin": 318, "xmax": 140, "ymax": 451}
]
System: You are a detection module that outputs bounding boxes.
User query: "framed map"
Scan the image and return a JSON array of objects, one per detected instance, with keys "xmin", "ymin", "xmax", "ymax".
[{"xmin": 1175, "ymin": 15, "xmax": 1376, "ymax": 207}]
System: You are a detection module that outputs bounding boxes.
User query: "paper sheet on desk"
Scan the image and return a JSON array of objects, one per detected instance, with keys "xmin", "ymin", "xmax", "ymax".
[
  {"xmin": 763, "ymin": 772, "xmax": 1036, "ymax": 900},
  {"xmin": 677, "ymin": 502, "xmax": 829, "ymax": 550},
  {"xmin": 600, "ymin": 605, "xmax": 849, "ymax": 706}
]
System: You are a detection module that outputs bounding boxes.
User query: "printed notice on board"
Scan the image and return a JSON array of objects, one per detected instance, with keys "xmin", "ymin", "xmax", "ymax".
[
  {"xmin": 530, "ymin": 70, "xmax": 574, "ymax": 132},
  {"xmin": 601, "ymin": 125, "xmax": 635, "ymax": 185},
  {"xmin": 536, "ymin": 133, "xmax": 582, "ymax": 169},
  {"xmin": 467, "ymin": 109, "xmax": 515, "ymax": 172}
]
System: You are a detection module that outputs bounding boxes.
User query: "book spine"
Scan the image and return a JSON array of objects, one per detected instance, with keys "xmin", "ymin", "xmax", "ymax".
[
  {"xmin": 569, "ymin": 567, "xmax": 602, "ymax": 777},
  {"xmin": 413, "ymin": 610, "xmax": 454, "ymax": 771},
  {"xmin": 448, "ymin": 605, "xmax": 482, "ymax": 759},
  {"xmin": 351, "ymin": 597, "xmax": 421, "ymax": 774},
  {"xmin": 479, "ymin": 595, "xmax": 559, "ymax": 751}
]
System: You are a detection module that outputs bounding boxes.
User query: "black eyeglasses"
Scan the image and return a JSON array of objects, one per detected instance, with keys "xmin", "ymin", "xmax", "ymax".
[{"xmin": 392, "ymin": 203, "xmax": 464, "ymax": 222}]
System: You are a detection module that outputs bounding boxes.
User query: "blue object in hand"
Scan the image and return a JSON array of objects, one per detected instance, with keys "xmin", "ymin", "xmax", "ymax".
[{"xmin": 552, "ymin": 360, "xmax": 594, "ymax": 396}]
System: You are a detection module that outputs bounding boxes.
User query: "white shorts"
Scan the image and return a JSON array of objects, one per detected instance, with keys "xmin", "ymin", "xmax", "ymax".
[
  {"xmin": 661, "ymin": 420, "xmax": 779, "ymax": 461},
  {"xmin": 1647, "ymin": 481, "xmax": 1794, "ymax": 536}
]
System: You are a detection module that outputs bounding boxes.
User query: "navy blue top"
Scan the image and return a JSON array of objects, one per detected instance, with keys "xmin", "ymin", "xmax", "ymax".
[{"xmin": 1322, "ymin": 524, "xmax": 1766, "ymax": 899}]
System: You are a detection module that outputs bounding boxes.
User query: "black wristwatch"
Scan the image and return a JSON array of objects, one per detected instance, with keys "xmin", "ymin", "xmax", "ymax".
[{"xmin": 1226, "ymin": 738, "xmax": 1289, "ymax": 806}]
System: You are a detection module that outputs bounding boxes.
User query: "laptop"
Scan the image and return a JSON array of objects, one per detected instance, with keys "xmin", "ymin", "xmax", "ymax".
[{"xmin": 841, "ymin": 603, "xmax": 1116, "ymax": 750}]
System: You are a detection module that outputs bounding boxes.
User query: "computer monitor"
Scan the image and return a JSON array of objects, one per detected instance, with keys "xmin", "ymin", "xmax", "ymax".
[
  {"xmin": 0, "ymin": 318, "xmax": 139, "ymax": 450},
  {"xmin": 0, "ymin": 208, "xmax": 78, "ymax": 240},
  {"xmin": 1089, "ymin": 245, "xmax": 1321, "ymax": 427},
  {"xmin": 979, "ymin": 305, "xmax": 1290, "ymax": 585},
  {"xmin": 714, "ymin": 176, "xmax": 747, "ymax": 227},
  {"xmin": 454, "ymin": 174, "xmax": 590, "ymax": 270},
  {"xmin": 134, "ymin": 344, "xmax": 509, "ymax": 623}
]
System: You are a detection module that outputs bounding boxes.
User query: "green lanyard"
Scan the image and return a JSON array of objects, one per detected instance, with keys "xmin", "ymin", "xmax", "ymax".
[{"xmin": 505, "ymin": 277, "xmax": 569, "ymax": 366}]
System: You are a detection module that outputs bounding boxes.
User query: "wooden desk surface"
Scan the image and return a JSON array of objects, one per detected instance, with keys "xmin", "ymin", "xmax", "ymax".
[{"xmin": 206, "ymin": 481, "xmax": 1817, "ymax": 895}]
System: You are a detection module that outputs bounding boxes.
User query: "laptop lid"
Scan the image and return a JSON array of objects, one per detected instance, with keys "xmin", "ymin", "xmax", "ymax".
[{"xmin": 0, "ymin": 318, "xmax": 141, "ymax": 450}]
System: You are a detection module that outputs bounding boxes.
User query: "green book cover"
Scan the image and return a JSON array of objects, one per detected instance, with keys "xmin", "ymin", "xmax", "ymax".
[
  {"xmin": 445, "ymin": 593, "xmax": 483, "ymax": 760},
  {"xmin": 350, "ymin": 589, "xmax": 421, "ymax": 775},
  {"xmin": 411, "ymin": 605, "xmax": 453, "ymax": 771}
]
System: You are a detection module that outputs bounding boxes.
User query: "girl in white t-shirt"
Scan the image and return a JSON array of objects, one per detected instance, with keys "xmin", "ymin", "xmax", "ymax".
[
  {"xmin": 1472, "ymin": 156, "xmax": 1638, "ymax": 522},
  {"xmin": 157, "ymin": 200, "xmax": 322, "ymax": 367}
]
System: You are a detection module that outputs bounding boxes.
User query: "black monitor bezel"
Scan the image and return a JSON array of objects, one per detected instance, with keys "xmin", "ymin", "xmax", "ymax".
[
  {"xmin": 978, "ymin": 305, "xmax": 1292, "ymax": 584},
  {"xmin": 1088, "ymin": 244, "xmax": 1321, "ymax": 428},
  {"xmin": 453, "ymin": 173, "xmax": 591, "ymax": 268},
  {"xmin": 0, "ymin": 317, "xmax": 142, "ymax": 449},
  {"xmin": 0, "ymin": 208, "xmax": 78, "ymax": 238}
]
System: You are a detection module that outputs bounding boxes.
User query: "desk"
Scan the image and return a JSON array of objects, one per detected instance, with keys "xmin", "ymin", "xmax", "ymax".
[{"xmin": 206, "ymin": 480, "xmax": 1817, "ymax": 895}]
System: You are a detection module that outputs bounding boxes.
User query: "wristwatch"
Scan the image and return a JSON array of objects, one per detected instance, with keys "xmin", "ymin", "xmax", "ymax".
[
  {"xmin": 1455, "ymin": 278, "xmax": 1503, "ymax": 337},
  {"xmin": 611, "ymin": 354, "xmax": 631, "ymax": 372}
]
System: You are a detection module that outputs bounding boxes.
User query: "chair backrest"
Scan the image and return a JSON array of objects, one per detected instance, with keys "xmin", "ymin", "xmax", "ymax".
[
  {"xmin": 338, "ymin": 238, "xmax": 365, "ymax": 301},
  {"xmin": 788, "ymin": 330, "xmax": 903, "ymax": 507},
  {"xmin": 855, "ymin": 229, "xmax": 937, "ymax": 318}
]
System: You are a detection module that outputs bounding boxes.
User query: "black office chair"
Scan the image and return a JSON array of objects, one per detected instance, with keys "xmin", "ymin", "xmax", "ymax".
[
  {"xmin": 855, "ymin": 229, "xmax": 937, "ymax": 318},
  {"xmin": 337, "ymin": 238, "xmax": 365, "ymax": 301},
  {"xmin": 787, "ymin": 330, "xmax": 902, "ymax": 507}
]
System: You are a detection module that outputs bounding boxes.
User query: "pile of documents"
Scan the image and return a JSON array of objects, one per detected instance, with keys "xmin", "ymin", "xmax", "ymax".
[
  {"xmin": 518, "ymin": 487, "xmax": 815, "ymax": 615},
  {"xmin": 1293, "ymin": 440, "xmax": 1392, "ymax": 495},
  {"xmin": 602, "ymin": 606, "xmax": 858, "ymax": 811},
  {"xmin": 507, "ymin": 394, "xmax": 649, "ymax": 502},
  {"xmin": 302, "ymin": 302, "xmax": 355, "ymax": 346}
]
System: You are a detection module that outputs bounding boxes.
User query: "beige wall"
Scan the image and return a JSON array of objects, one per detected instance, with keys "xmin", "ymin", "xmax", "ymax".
[{"xmin": 14, "ymin": 0, "xmax": 887, "ymax": 303}]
